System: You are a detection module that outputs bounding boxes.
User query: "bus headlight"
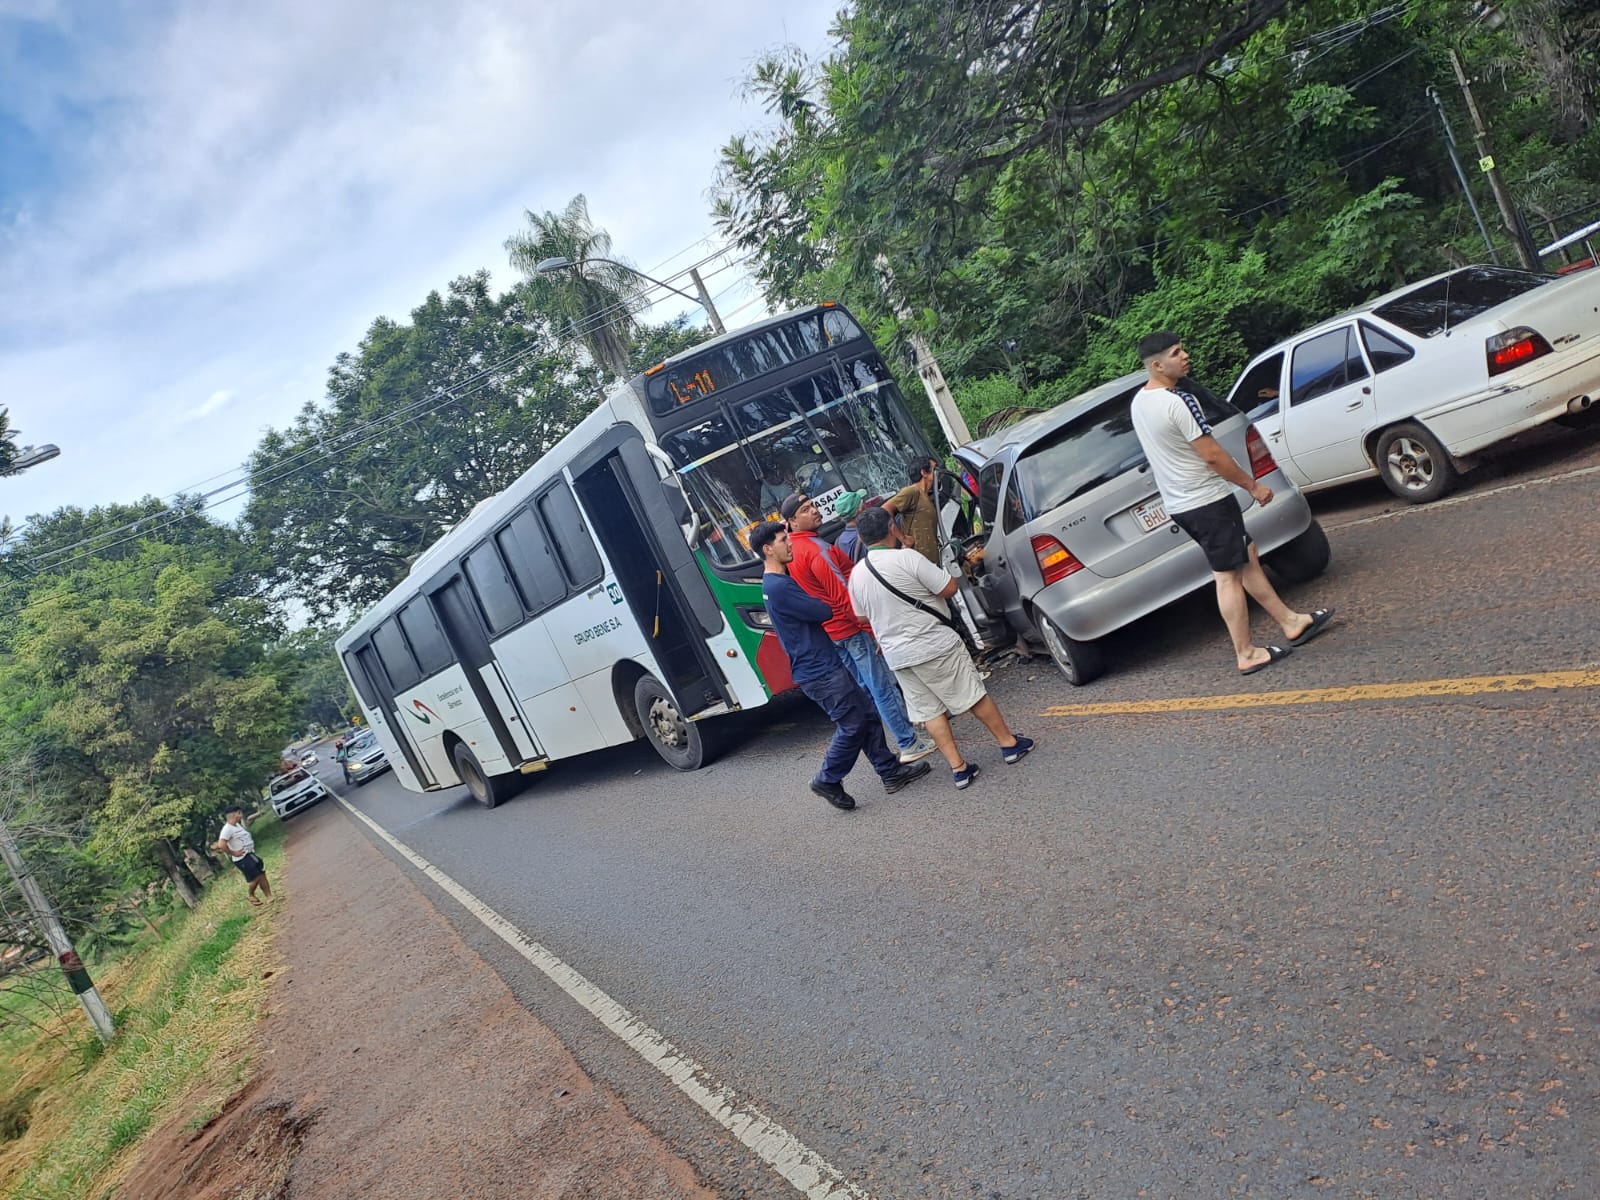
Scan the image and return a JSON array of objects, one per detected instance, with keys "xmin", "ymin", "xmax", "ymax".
[{"xmin": 738, "ymin": 606, "xmax": 773, "ymax": 630}]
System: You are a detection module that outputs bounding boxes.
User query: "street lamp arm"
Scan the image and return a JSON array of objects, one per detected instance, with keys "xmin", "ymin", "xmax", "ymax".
[{"xmin": 534, "ymin": 255, "xmax": 704, "ymax": 307}]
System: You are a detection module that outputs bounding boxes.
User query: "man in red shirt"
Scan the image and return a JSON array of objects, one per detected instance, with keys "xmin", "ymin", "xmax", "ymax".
[{"xmin": 780, "ymin": 493, "xmax": 935, "ymax": 763}]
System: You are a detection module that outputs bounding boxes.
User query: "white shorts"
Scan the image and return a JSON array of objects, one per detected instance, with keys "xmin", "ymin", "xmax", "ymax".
[{"xmin": 894, "ymin": 640, "xmax": 987, "ymax": 723}]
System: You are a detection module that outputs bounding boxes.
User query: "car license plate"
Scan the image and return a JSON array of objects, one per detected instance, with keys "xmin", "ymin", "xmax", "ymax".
[{"xmin": 1131, "ymin": 497, "xmax": 1169, "ymax": 533}]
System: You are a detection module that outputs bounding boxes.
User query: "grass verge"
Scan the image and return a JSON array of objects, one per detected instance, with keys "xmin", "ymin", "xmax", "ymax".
[{"xmin": 0, "ymin": 817, "xmax": 286, "ymax": 1200}]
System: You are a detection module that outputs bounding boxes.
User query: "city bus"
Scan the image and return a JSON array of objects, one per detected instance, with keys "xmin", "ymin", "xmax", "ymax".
[{"xmin": 334, "ymin": 304, "xmax": 932, "ymax": 806}]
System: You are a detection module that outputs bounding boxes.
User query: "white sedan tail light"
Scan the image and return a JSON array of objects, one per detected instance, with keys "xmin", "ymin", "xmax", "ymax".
[{"xmin": 1486, "ymin": 326, "xmax": 1554, "ymax": 376}]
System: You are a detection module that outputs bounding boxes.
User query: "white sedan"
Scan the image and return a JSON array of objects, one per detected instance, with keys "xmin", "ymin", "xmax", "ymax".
[{"xmin": 1226, "ymin": 266, "xmax": 1600, "ymax": 502}]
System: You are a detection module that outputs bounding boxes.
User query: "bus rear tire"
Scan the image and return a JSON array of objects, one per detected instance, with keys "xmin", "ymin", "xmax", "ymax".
[
  {"xmin": 451, "ymin": 741, "xmax": 518, "ymax": 809},
  {"xmin": 634, "ymin": 675, "xmax": 712, "ymax": 771}
]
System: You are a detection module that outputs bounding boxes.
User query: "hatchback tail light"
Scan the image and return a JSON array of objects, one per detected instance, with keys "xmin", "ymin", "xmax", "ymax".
[
  {"xmin": 1486, "ymin": 326, "xmax": 1554, "ymax": 376},
  {"xmin": 1245, "ymin": 425, "xmax": 1278, "ymax": 479},
  {"xmin": 1031, "ymin": 534, "xmax": 1084, "ymax": 585}
]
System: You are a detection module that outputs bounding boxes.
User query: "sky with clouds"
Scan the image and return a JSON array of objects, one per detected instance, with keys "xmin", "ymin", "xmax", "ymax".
[{"xmin": 0, "ymin": 0, "xmax": 840, "ymax": 526}]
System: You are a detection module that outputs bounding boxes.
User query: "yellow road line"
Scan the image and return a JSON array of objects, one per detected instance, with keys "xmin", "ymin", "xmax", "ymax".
[{"xmin": 1042, "ymin": 669, "xmax": 1600, "ymax": 718}]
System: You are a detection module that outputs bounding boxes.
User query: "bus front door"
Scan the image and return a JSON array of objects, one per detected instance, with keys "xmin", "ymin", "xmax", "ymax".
[{"xmin": 574, "ymin": 435, "xmax": 728, "ymax": 717}]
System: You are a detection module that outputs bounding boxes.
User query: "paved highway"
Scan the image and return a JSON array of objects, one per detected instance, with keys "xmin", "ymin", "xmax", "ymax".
[{"xmin": 334, "ymin": 427, "xmax": 1600, "ymax": 1199}]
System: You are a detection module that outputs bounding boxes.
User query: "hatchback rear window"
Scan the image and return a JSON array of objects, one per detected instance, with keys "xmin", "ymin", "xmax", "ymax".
[
  {"xmin": 1373, "ymin": 267, "xmax": 1553, "ymax": 337},
  {"xmin": 1011, "ymin": 380, "xmax": 1234, "ymax": 518}
]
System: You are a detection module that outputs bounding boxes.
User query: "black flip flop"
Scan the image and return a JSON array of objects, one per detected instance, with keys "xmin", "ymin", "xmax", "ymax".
[
  {"xmin": 1289, "ymin": 608, "xmax": 1336, "ymax": 647},
  {"xmin": 1239, "ymin": 644, "xmax": 1292, "ymax": 676}
]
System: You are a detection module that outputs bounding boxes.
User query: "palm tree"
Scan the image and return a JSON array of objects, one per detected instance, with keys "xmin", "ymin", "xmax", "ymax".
[{"xmin": 506, "ymin": 194, "xmax": 643, "ymax": 378}]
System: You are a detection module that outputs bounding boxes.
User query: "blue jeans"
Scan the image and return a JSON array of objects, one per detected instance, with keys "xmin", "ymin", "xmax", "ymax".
[
  {"xmin": 799, "ymin": 664, "xmax": 900, "ymax": 785},
  {"xmin": 835, "ymin": 630, "xmax": 917, "ymax": 750}
]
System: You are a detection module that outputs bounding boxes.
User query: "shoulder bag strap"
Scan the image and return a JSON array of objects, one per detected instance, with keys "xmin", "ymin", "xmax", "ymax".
[{"xmin": 861, "ymin": 555, "xmax": 975, "ymax": 650}]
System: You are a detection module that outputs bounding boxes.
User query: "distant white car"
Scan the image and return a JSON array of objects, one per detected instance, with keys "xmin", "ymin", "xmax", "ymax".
[
  {"xmin": 267, "ymin": 768, "xmax": 332, "ymax": 820},
  {"xmin": 299, "ymin": 750, "xmax": 319, "ymax": 767},
  {"xmin": 1227, "ymin": 266, "xmax": 1600, "ymax": 502}
]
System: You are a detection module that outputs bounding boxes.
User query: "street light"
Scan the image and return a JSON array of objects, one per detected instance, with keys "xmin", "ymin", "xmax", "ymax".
[
  {"xmin": 535, "ymin": 255, "xmax": 726, "ymax": 335},
  {"xmin": 9, "ymin": 444, "xmax": 60, "ymax": 473}
]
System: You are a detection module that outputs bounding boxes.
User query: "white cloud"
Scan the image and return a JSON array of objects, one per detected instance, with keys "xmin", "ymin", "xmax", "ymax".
[
  {"xmin": 184, "ymin": 389, "xmax": 235, "ymax": 422},
  {"xmin": 0, "ymin": 0, "xmax": 837, "ymax": 523}
]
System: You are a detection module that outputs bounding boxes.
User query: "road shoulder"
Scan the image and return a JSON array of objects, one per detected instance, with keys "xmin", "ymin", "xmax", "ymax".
[{"xmin": 115, "ymin": 800, "xmax": 716, "ymax": 1200}]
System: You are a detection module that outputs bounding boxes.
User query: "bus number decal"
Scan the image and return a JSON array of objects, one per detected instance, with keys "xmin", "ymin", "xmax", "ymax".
[{"xmin": 574, "ymin": 617, "xmax": 623, "ymax": 646}]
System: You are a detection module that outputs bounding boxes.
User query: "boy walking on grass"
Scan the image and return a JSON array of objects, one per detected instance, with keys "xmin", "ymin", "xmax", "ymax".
[{"xmin": 215, "ymin": 805, "xmax": 272, "ymax": 906}]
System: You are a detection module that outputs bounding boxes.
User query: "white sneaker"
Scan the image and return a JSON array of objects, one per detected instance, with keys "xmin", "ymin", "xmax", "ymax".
[{"xmin": 898, "ymin": 735, "xmax": 938, "ymax": 763}]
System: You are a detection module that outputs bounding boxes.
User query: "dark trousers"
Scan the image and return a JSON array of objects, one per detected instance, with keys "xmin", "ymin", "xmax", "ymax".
[{"xmin": 800, "ymin": 664, "xmax": 900, "ymax": 784}]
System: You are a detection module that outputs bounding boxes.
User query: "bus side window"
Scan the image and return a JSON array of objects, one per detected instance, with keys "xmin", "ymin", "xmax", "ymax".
[
  {"xmin": 497, "ymin": 508, "xmax": 564, "ymax": 615},
  {"xmin": 397, "ymin": 599, "xmax": 453, "ymax": 677},
  {"xmin": 463, "ymin": 543, "xmax": 524, "ymax": 636},
  {"xmin": 345, "ymin": 647, "xmax": 380, "ymax": 707},
  {"xmin": 372, "ymin": 617, "xmax": 422, "ymax": 694},
  {"xmin": 537, "ymin": 484, "xmax": 602, "ymax": 587}
]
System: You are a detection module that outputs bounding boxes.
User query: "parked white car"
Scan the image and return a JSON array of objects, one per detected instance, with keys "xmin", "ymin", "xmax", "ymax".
[
  {"xmin": 266, "ymin": 767, "xmax": 332, "ymax": 820},
  {"xmin": 1226, "ymin": 266, "xmax": 1600, "ymax": 502}
]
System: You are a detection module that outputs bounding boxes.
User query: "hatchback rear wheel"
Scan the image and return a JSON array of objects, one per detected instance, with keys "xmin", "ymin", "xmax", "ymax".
[{"xmin": 1036, "ymin": 612, "xmax": 1106, "ymax": 687}]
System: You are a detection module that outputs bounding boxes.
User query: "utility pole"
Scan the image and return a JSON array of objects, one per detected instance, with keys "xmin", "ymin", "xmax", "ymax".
[
  {"xmin": 908, "ymin": 333, "xmax": 972, "ymax": 450},
  {"xmin": 1448, "ymin": 49, "xmax": 1540, "ymax": 269},
  {"xmin": 687, "ymin": 268, "xmax": 726, "ymax": 335},
  {"xmin": 0, "ymin": 815, "xmax": 116, "ymax": 1042},
  {"xmin": 1427, "ymin": 86, "xmax": 1498, "ymax": 262}
]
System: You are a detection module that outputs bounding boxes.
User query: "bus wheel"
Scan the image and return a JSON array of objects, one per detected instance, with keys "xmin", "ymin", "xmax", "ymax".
[
  {"xmin": 451, "ymin": 742, "xmax": 516, "ymax": 809},
  {"xmin": 634, "ymin": 675, "xmax": 707, "ymax": 771}
]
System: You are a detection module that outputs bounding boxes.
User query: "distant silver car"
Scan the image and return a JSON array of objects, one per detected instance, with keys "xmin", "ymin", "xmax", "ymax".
[
  {"xmin": 267, "ymin": 767, "xmax": 332, "ymax": 819},
  {"xmin": 953, "ymin": 373, "xmax": 1330, "ymax": 685},
  {"xmin": 343, "ymin": 732, "xmax": 391, "ymax": 786}
]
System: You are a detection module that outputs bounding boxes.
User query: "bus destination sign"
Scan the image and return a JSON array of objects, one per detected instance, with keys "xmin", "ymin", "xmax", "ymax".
[{"xmin": 666, "ymin": 367, "xmax": 716, "ymax": 406}]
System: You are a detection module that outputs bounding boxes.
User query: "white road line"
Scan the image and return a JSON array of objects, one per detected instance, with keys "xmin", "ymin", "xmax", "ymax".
[
  {"xmin": 336, "ymin": 797, "xmax": 874, "ymax": 1200},
  {"xmin": 1324, "ymin": 461, "xmax": 1600, "ymax": 531}
]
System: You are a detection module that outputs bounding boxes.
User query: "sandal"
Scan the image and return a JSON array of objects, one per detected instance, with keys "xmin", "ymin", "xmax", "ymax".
[{"xmin": 1239, "ymin": 644, "xmax": 1292, "ymax": 676}]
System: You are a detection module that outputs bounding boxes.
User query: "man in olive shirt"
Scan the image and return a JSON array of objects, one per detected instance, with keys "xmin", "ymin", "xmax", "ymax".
[{"xmin": 883, "ymin": 456, "xmax": 941, "ymax": 565}]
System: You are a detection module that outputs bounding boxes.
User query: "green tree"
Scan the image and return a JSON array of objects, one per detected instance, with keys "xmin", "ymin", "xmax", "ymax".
[
  {"xmin": 244, "ymin": 271, "xmax": 599, "ymax": 618},
  {"xmin": 264, "ymin": 627, "xmax": 357, "ymax": 732},
  {"xmin": 506, "ymin": 193, "xmax": 644, "ymax": 377},
  {"xmin": 3, "ymin": 546, "xmax": 291, "ymax": 903}
]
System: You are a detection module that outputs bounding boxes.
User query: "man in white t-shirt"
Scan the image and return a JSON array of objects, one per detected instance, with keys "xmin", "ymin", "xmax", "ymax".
[
  {"xmin": 1130, "ymin": 331, "xmax": 1334, "ymax": 676},
  {"xmin": 848, "ymin": 505, "xmax": 1032, "ymax": 790},
  {"xmin": 214, "ymin": 805, "xmax": 273, "ymax": 906}
]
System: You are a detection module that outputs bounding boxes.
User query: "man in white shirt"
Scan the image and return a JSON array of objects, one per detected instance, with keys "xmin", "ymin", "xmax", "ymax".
[
  {"xmin": 214, "ymin": 805, "xmax": 273, "ymax": 906},
  {"xmin": 1130, "ymin": 331, "xmax": 1334, "ymax": 676},
  {"xmin": 848, "ymin": 505, "xmax": 1032, "ymax": 790}
]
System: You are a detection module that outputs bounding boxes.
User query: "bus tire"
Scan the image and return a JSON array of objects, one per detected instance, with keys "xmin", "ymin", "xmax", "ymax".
[
  {"xmin": 451, "ymin": 741, "xmax": 517, "ymax": 809},
  {"xmin": 634, "ymin": 674, "xmax": 711, "ymax": 771}
]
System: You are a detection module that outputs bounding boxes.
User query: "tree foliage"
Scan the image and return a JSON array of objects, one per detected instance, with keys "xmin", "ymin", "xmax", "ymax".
[
  {"xmin": 2, "ymin": 545, "xmax": 290, "ymax": 870},
  {"xmin": 716, "ymin": 0, "xmax": 1600, "ymax": 420},
  {"xmin": 505, "ymin": 193, "xmax": 645, "ymax": 377}
]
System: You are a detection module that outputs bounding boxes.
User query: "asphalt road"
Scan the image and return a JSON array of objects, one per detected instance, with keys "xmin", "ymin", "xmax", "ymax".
[{"xmin": 329, "ymin": 426, "xmax": 1600, "ymax": 1200}]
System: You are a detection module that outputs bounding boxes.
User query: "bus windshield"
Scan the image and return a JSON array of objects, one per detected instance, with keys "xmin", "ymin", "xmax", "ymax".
[{"xmin": 661, "ymin": 355, "xmax": 925, "ymax": 567}]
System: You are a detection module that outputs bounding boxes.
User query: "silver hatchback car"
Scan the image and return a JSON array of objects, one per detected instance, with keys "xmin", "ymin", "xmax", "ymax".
[{"xmin": 952, "ymin": 372, "xmax": 1331, "ymax": 684}]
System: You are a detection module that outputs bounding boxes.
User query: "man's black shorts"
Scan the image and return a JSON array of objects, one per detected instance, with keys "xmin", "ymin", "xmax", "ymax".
[
  {"xmin": 232, "ymin": 852, "xmax": 265, "ymax": 883},
  {"xmin": 1171, "ymin": 495, "xmax": 1253, "ymax": 572}
]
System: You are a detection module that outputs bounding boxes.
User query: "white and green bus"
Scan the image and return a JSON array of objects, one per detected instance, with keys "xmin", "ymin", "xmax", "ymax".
[{"xmin": 335, "ymin": 304, "xmax": 932, "ymax": 806}]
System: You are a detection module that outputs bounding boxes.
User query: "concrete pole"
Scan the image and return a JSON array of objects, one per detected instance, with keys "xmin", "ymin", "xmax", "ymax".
[
  {"xmin": 1449, "ymin": 49, "xmax": 1539, "ymax": 269},
  {"xmin": 0, "ymin": 816, "xmax": 116, "ymax": 1042},
  {"xmin": 908, "ymin": 333, "xmax": 972, "ymax": 450},
  {"xmin": 687, "ymin": 268, "xmax": 726, "ymax": 335},
  {"xmin": 1427, "ymin": 86, "xmax": 1499, "ymax": 263}
]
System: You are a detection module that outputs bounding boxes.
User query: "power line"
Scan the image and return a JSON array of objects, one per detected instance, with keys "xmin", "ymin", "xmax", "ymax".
[{"xmin": 20, "ymin": 244, "xmax": 753, "ymax": 572}]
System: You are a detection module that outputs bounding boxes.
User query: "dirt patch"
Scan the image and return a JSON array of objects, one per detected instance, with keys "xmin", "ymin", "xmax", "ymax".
[
  {"xmin": 117, "ymin": 1084, "xmax": 310, "ymax": 1200},
  {"xmin": 113, "ymin": 803, "xmax": 717, "ymax": 1200}
]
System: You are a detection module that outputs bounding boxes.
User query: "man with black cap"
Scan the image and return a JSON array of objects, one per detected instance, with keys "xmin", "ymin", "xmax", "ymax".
[
  {"xmin": 780, "ymin": 491, "xmax": 936, "ymax": 765},
  {"xmin": 1131, "ymin": 331, "xmax": 1334, "ymax": 676},
  {"xmin": 753, "ymin": 519, "xmax": 932, "ymax": 810}
]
